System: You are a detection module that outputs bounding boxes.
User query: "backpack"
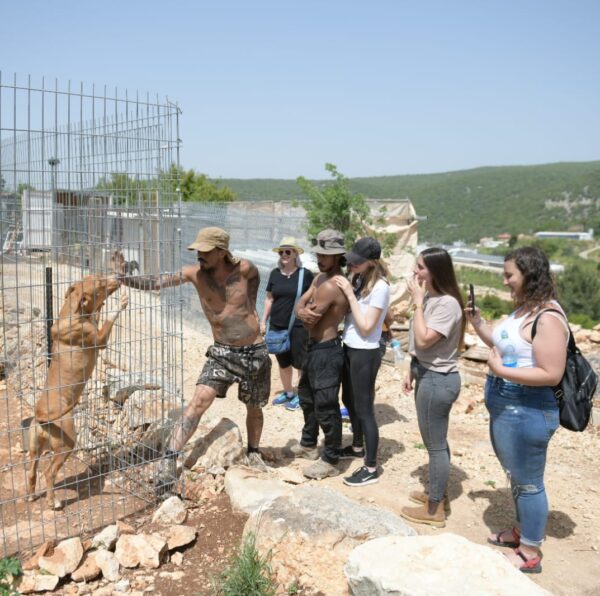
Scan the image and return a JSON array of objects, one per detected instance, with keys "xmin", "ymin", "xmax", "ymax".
[{"xmin": 532, "ymin": 308, "xmax": 598, "ymax": 432}]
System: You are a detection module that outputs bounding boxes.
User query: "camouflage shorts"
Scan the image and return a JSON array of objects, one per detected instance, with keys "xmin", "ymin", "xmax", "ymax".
[{"xmin": 197, "ymin": 342, "xmax": 271, "ymax": 408}]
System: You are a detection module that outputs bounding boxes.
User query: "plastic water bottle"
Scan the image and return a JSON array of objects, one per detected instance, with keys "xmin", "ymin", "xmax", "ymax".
[
  {"xmin": 390, "ymin": 339, "xmax": 405, "ymax": 365},
  {"xmin": 502, "ymin": 344, "xmax": 518, "ymax": 368}
]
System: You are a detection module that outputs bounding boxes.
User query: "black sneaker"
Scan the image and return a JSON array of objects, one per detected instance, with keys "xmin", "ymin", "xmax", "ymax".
[
  {"xmin": 343, "ymin": 466, "xmax": 379, "ymax": 487},
  {"xmin": 339, "ymin": 445, "xmax": 365, "ymax": 460}
]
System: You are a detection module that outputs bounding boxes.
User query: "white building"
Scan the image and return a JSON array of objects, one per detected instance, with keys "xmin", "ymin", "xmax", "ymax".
[{"xmin": 534, "ymin": 229, "xmax": 594, "ymax": 241}]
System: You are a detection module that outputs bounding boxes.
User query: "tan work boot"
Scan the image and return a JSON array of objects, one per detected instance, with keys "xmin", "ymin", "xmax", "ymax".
[
  {"xmin": 409, "ymin": 490, "xmax": 451, "ymax": 514},
  {"xmin": 303, "ymin": 459, "xmax": 340, "ymax": 480},
  {"xmin": 290, "ymin": 442, "xmax": 319, "ymax": 461},
  {"xmin": 400, "ymin": 500, "xmax": 446, "ymax": 528}
]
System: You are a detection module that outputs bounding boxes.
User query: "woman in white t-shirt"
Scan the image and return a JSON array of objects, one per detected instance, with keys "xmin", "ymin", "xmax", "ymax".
[{"xmin": 334, "ymin": 237, "xmax": 390, "ymax": 487}]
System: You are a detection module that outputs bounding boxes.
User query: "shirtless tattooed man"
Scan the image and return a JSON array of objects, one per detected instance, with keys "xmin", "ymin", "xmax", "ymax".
[
  {"xmin": 113, "ymin": 226, "xmax": 271, "ymax": 493},
  {"xmin": 292, "ymin": 229, "xmax": 349, "ymax": 480}
]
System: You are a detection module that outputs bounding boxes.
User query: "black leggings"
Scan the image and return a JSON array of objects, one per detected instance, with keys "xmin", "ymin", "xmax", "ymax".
[{"xmin": 341, "ymin": 345, "xmax": 382, "ymax": 468}]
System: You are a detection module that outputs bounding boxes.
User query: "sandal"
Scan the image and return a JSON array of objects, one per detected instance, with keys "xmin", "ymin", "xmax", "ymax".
[
  {"xmin": 511, "ymin": 548, "xmax": 542, "ymax": 574},
  {"xmin": 487, "ymin": 527, "xmax": 520, "ymax": 548}
]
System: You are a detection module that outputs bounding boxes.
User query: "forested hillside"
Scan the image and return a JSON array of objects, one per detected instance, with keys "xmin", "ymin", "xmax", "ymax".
[{"xmin": 220, "ymin": 161, "xmax": 600, "ymax": 243}]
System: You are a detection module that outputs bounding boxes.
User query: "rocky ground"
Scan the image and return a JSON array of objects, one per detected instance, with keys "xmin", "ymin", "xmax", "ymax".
[
  {"xmin": 170, "ymin": 324, "xmax": 600, "ymax": 596},
  {"xmin": 3, "ymin": 298, "xmax": 600, "ymax": 594}
]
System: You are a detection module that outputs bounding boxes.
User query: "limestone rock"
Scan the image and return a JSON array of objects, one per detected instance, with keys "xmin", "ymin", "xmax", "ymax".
[
  {"xmin": 113, "ymin": 579, "xmax": 131, "ymax": 592},
  {"xmin": 167, "ymin": 524, "xmax": 197, "ymax": 550},
  {"xmin": 115, "ymin": 533, "xmax": 167, "ymax": 569},
  {"xmin": 94, "ymin": 548, "xmax": 121, "ymax": 581},
  {"xmin": 275, "ymin": 466, "xmax": 307, "ymax": 485},
  {"xmin": 18, "ymin": 571, "xmax": 60, "ymax": 593},
  {"xmin": 225, "ymin": 467, "xmax": 293, "ymax": 514},
  {"xmin": 171, "ymin": 551, "xmax": 184, "ymax": 565},
  {"xmin": 92, "ymin": 524, "xmax": 119, "ymax": 550},
  {"xmin": 345, "ymin": 534, "xmax": 551, "ymax": 595},
  {"xmin": 184, "ymin": 417, "xmax": 247, "ymax": 470},
  {"xmin": 22, "ymin": 540, "xmax": 55, "ymax": 571},
  {"xmin": 38, "ymin": 536, "xmax": 83, "ymax": 578},
  {"xmin": 71, "ymin": 553, "xmax": 102, "ymax": 582},
  {"xmin": 245, "ymin": 485, "xmax": 415, "ymax": 596},
  {"xmin": 152, "ymin": 495, "xmax": 187, "ymax": 525},
  {"xmin": 117, "ymin": 520, "xmax": 136, "ymax": 534}
]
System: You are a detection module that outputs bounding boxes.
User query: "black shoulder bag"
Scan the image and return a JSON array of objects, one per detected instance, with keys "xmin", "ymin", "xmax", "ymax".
[{"xmin": 532, "ymin": 308, "xmax": 598, "ymax": 432}]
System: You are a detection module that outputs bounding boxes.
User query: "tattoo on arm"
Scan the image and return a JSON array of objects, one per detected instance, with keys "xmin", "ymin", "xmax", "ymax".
[
  {"xmin": 247, "ymin": 264, "xmax": 260, "ymax": 306},
  {"xmin": 121, "ymin": 275, "xmax": 159, "ymax": 291},
  {"xmin": 172, "ymin": 413, "xmax": 201, "ymax": 451}
]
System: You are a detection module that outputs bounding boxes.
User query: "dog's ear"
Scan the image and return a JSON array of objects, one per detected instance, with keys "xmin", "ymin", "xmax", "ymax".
[{"xmin": 65, "ymin": 283, "xmax": 78, "ymax": 299}]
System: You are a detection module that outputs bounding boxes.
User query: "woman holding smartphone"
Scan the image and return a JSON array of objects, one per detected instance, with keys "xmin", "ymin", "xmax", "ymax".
[
  {"xmin": 467, "ymin": 246, "xmax": 567, "ymax": 573},
  {"xmin": 400, "ymin": 247, "xmax": 465, "ymax": 527}
]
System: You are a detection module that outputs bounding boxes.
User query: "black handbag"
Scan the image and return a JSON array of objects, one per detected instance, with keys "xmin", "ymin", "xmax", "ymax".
[
  {"xmin": 265, "ymin": 268, "xmax": 305, "ymax": 355},
  {"xmin": 532, "ymin": 309, "xmax": 598, "ymax": 432}
]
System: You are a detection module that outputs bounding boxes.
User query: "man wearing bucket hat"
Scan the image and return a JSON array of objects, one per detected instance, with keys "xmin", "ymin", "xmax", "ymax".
[
  {"xmin": 261, "ymin": 236, "xmax": 314, "ymax": 410},
  {"xmin": 291, "ymin": 229, "xmax": 349, "ymax": 480},
  {"xmin": 112, "ymin": 226, "xmax": 271, "ymax": 493}
]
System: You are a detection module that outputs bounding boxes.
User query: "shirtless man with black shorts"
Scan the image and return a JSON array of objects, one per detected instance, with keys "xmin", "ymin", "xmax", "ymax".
[
  {"xmin": 113, "ymin": 226, "xmax": 271, "ymax": 493},
  {"xmin": 292, "ymin": 229, "xmax": 349, "ymax": 479}
]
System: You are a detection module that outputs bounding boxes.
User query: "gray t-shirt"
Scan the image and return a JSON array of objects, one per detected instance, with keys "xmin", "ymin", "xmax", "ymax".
[{"xmin": 408, "ymin": 294, "xmax": 463, "ymax": 373}]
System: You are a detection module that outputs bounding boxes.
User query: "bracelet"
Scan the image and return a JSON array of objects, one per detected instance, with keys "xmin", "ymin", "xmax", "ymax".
[{"xmin": 413, "ymin": 304, "xmax": 423, "ymax": 310}]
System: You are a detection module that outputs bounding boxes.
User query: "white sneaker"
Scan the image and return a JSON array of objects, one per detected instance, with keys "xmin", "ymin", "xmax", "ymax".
[{"xmin": 247, "ymin": 451, "xmax": 270, "ymax": 472}]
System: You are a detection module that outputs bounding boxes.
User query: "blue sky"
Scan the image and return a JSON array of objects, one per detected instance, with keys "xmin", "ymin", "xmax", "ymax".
[{"xmin": 2, "ymin": 0, "xmax": 599, "ymax": 179}]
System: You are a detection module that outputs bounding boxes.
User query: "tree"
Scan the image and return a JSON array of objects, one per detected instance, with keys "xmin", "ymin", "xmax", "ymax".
[
  {"xmin": 165, "ymin": 164, "xmax": 236, "ymax": 203},
  {"xmin": 297, "ymin": 163, "xmax": 395, "ymax": 252},
  {"xmin": 557, "ymin": 261, "xmax": 600, "ymax": 326}
]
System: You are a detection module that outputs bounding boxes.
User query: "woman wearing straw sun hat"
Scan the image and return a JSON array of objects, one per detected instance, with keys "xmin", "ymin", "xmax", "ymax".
[{"xmin": 261, "ymin": 236, "xmax": 314, "ymax": 409}]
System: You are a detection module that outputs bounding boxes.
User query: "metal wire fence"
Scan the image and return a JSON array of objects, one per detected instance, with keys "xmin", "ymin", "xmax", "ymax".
[
  {"xmin": 0, "ymin": 72, "xmax": 183, "ymax": 557},
  {"xmin": 179, "ymin": 200, "xmax": 315, "ymax": 331}
]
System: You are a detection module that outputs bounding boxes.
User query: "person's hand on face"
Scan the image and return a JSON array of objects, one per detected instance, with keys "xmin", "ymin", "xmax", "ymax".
[{"xmin": 407, "ymin": 276, "xmax": 426, "ymax": 306}]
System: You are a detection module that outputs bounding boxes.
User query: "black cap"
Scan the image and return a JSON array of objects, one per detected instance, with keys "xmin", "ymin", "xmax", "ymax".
[{"xmin": 345, "ymin": 237, "xmax": 382, "ymax": 265}]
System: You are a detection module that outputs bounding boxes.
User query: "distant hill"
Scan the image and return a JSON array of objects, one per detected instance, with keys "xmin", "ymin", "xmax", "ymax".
[{"xmin": 219, "ymin": 161, "xmax": 600, "ymax": 243}]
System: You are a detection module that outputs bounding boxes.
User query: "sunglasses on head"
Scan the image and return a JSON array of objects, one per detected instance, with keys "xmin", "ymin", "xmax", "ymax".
[
  {"xmin": 278, "ymin": 249, "xmax": 293, "ymax": 256},
  {"xmin": 311, "ymin": 238, "xmax": 327, "ymax": 248}
]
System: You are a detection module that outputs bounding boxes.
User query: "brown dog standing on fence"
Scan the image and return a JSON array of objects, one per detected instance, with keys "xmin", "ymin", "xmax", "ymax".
[{"xmin": 27, "ymin": 275, "xmax": 128, "ymax": 509}]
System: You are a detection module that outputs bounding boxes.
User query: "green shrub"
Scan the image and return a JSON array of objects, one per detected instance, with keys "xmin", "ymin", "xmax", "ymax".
[
  {"xmin": 558, "ymin": 261, "xmax": 600, "ymax": 325},
  {"xmin": 214, "ymin": 533, "xmax": 276, "ymax": 596},
  {"xmin": 0, "ymin": 557, "xmax": 22, "ymax": 596},
  {"xmin": 568, "ymin": 313, "xmax": 598, "ymax": 329},
  {"xmin": 478, "ymin": 295, "xmax": 513, "ymax": 320}
]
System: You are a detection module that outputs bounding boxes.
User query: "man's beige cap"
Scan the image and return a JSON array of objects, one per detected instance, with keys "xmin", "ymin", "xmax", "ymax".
[{"xmin": 187, "ymin": 227, "xmax": 231, "ymax": 252}]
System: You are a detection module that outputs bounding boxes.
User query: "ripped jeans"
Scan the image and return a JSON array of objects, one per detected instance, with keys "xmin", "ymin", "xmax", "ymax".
[{"xmin": 485, "ymin": 375, "xmax": 559, "ymax": 547}]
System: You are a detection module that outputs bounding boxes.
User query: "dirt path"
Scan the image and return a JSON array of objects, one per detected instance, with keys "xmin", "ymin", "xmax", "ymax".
[{"xmin": 180, "ymin": 326, "xmax": 600, "ymax": 595}]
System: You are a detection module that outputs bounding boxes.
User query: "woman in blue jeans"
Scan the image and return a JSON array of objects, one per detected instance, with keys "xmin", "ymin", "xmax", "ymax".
[
  {"xmin": 400, "ymin": 248, "xmax": 465, "ymax": 528},
  {"xmin": 468, "ymin": 246, "xmax": 568, "ymax": 574}
]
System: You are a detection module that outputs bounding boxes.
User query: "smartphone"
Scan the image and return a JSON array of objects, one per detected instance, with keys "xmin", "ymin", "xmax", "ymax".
[{"xmin": 468, "ymin": 284, "xmax": 476, "ymax": 315}]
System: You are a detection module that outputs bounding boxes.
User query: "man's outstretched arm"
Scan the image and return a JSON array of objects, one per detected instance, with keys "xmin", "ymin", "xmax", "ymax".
[{"xmin": 112, "ymin": 250, "xmax": 190, "ymax": 290}]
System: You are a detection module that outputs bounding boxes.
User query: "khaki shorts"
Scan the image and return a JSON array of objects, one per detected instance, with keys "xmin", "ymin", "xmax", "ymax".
[{"xmin": 196, "ymin": 342, "xmax": 271, "ymax": 408}]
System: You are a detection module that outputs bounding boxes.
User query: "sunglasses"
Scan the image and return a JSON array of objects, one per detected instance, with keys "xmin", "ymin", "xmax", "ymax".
[
  {"xmin": 311, "ymin": 238, "xmax": 327, "ymax": 248},
  {"xmin": 278, "ymin": 249, "xmax": 293, "ymax": 256}
]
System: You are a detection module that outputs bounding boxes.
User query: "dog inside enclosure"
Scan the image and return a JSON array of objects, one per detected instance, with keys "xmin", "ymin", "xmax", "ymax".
[{"xmin": 27, "ymin": 275, "xmax": 128, "ymax": 510}]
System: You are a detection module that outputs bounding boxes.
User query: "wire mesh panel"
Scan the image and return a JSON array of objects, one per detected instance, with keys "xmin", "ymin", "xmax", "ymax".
[
  {"xmin": 0, "ymin": 72, "xmax": 183, "ymax": 557},
  {"xmin": 180, "ymin": 200, "xmax": 312, "ymax": 332}
]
